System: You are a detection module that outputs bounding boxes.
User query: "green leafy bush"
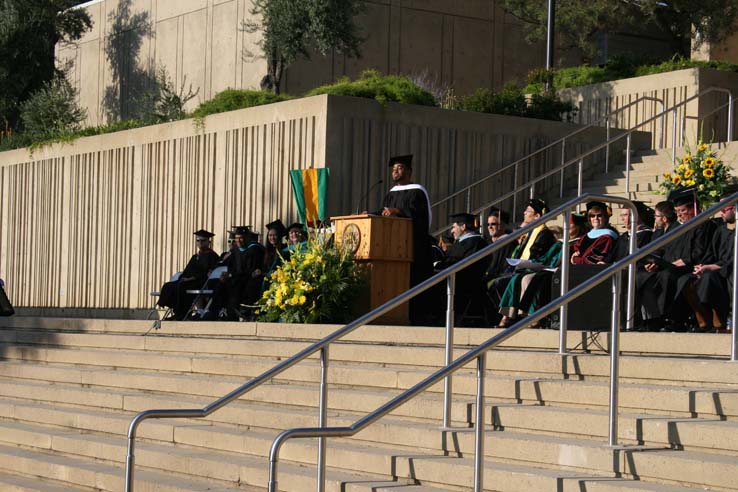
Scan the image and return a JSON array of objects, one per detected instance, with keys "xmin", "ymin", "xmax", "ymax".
[
  {"xmin": 191, "ymin": 89, "xmax": 292, "ymax": 122},
  {"xmin": 526, "ymin": 55, "xmax": 738, "ymax": 92},
  {"xmin": 456, "ymin": 85, "xmax": 577, "ymax": 122},
  {"xmin": 19, "ymin": 75, "xmax": 87, "ymax": 141},
  {"xmin": 305, "ymin": 70, "xmax": 436, "ymax": 106}
]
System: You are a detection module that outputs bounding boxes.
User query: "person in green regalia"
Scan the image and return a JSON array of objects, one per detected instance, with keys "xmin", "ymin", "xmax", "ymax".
[{"xmin": 497, "ymin": 213, "xmax": 588, "ymax": 327}]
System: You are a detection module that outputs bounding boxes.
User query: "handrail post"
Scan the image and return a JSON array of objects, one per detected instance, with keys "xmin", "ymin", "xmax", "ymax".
[
  {"xmin": 625, "ymin": 207, "xmax": 637, "ymax": 332},
  {"xmin": 559, "ymin": 210, "xmax": 571, "ymax": 354},
  {"xmin": 442, "ymin": 274, "xmax": 456, "ymax": 428},
  {"xmin": 559, "ymin": 143, "xmax": 566, "ymax": 198},
  {"xmin": 728, "ymin": 92, "xmax": 734, "ymax": 142},
  {"xmin": 659, "ymin": 103, "xmax": 665, "ymax": 148},
  {"xmin": 466, "ymin": 189, "xmax": 472, "ymax": 213},
  {"xmin": 512, "ymin": 164, "xmax": 519, "ymax": 224},
  {"xmin": 317, "ymin": 346, "xmax": 329, "ymax": 492},
  {"xmin": 577, "ymin": 159, "xmax": 584, "ymax": 212},
  {"xmin": 473, "ymin": 354, "xmax": 486, "ymax": 492},
  {"xmin": 125, "ymin": 430, "xmax": 136, "ymax": 492},
  {"xmin": 625, "ymin": 134, "xmax": 632, "ymax": 198},
  {"xmin": 605, "ymin": 120, "xmax": 610, "ymax": 173},
  {"xmin": 730, "ymin": 223, "xmax": 738, "ymax": 362},
  {"xmin": 608, "ymin": 271, "xmax": 622, "ymax": 446},
  {"xmin": 672, "ymin": 108, "xmax": 678, "ymax": 162}
]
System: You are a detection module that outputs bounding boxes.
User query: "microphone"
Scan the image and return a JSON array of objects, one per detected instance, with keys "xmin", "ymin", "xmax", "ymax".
[{"xmin": 355, "ymin": 179, "xmax": 384, "ymax": 214}]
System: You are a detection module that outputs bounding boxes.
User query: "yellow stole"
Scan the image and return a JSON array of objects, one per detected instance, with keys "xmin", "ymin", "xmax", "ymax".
[{"xmin": 520, "ymin": 224, "xmax": 546, "ymax": 260}]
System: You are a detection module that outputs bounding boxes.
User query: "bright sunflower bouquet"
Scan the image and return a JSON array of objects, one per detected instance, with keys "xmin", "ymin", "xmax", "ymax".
[
  {"xmin": 255, "ymin": 237, "xmax": 365, "ymax": 324},
  {"xmin": 660, "ymin": 140, "xmax": 731, "ymax": 209}
]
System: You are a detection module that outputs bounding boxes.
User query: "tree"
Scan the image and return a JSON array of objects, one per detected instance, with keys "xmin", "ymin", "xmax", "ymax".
[
  {"xmin": 20, "ymin": 72, "xmax": 87, "ymax": 140},
  {"xmin": 502, "ymin": 0, "xmax": 738, "ymax": 62},
  {"xmin": 243, "ymin": 0, "xmax": 365, "ymax": 94},
  {"xmin": 0, "ymin": 0, "xmax": 92, "ymax": 131}
]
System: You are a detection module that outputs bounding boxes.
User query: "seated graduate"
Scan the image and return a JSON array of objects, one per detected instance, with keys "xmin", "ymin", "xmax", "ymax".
[
  {"xmin": 487, "ymin": 198, "xmax": 556, "ymax": 310},
  {"xmin": 483, "ymin": 208, "xmax": 516, "ymax": 284},
  {"xmin": 438, "ymin": 213, "xmax": 489, "ymax": 313},
  {"xmin": 431, "ymin": 231, "xmax": 454, "ymax": 270},
  {"xmin": 157, "ymin": 229, "xmax": 220, "ymax": 320},
  {"xmin": 604, "ymin": 201, "xmax": 654, "ymax": 263},
  {"xmin": 571, "ymin": 201, "xmax": 618, "ymax": 264},
  {"xmin": 0, "ymin": 278, "xmax": 14, "ymax": 316},
  {"xmin": 652, "ymin": 201, "xmax": 679, "ymax": 241},
  {"xmin": 688, "ymin": 192, "xmax": 737, "ymax": 332},
  {"xmin": 282, "ymin": 222, "xmax": 308, "ymax": 262},
  {"xmin": 222, "ymin": 226, "xmax": 265, "ymax": 320},
  {"xmin": 637, "ymin": 187, "xmax": 716, "ymax": 331},
  {"xmin": 497, "ymin": 213, "xmax": 588, "ymax": 328}
]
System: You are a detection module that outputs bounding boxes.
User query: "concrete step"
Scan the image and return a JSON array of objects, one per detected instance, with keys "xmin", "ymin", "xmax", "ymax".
[
  {"xmin": 0, "ymin": 471, "xmax": 96, "ymax": 492},
  {"xmin": 0, "ymin": 443, "xmax": 257, "ymax": 492},
  {"xmin": 4, "ymin": 346, "xmax": 738, "ymax": 389}
]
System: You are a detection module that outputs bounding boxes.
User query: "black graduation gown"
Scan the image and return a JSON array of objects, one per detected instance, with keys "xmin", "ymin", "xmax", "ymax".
[
  {"xmin": 158, "ymin": 249, "xmax": 220, "ymax": 319},
  {"xmin": 694, "ymin": 223, "xmax": 734, "ymax": 322},
  {"xmin": 483, "ymin": 238, "xmax": 517, "ymax": 284},
  {"xmin": 437, "ymin": 233, "xmax": 489, "ymax": 315},
  {"xmin": 637, "ymin": 220, "xmax": 716, "ymax": 320},
  {"xmin": 380, "ymin": 187, "xmax": 432, "ymax": 285},
  {"xmin": 225, "ymin": 242, "xmax": 265, "ymax": 315},
  {"xmin": 605, "ymin": 226, "xmax": 653, "ymax": 263}
]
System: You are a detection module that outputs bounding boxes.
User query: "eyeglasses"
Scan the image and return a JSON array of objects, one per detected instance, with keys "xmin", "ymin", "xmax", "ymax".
[
  {"xmin": 487, "ymin": 222, "xmax": 499, "ymax": 227},
  {"xmin": 196, "ymin": 238, "xmax": 209, "ymax": 242},
  {"xmin": 588, "ymin": 213, "xmax": 604, "ymax": 218}
]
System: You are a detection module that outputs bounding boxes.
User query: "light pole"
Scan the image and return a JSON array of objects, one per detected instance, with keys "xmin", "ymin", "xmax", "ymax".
[{"xmin": 545, "ymin": 0, "xmax": 555, "ymax": 89}]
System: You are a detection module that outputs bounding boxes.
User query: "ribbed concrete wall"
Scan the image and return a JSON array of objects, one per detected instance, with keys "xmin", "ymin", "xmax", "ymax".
[
  {"xmin": 559, "ymin": 68, "xmax": 738, "ymax": 149},
  {"xmin": 0, "ymin": 95, "xmax": 644, "ymax": 312}
]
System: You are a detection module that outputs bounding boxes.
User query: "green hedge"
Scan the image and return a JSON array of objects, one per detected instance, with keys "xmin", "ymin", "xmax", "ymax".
[
  {"xmin": 191, "ymin": 89, "xmax": 293, "ymax": 122},
  {"xmin": 305, "ymin": 70, "xmax": 437, "ymax": 106},
  {"xmin": 526, "ymin": 55, "xmax": 738, "ymax": 92}
]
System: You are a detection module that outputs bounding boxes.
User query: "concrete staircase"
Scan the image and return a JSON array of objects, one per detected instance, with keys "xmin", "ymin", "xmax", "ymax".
[{"xmin": 0, "ymin": 317, "xmax": 737, "ymax": 491}]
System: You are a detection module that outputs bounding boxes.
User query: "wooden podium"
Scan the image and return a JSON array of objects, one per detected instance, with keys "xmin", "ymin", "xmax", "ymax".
[{"xmin": 333, "ymin": 214, "xmax": 413, "ymax": 325}]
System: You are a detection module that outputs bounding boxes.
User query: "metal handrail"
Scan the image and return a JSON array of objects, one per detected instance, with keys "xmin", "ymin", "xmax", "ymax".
[
  {"xmin": 268, "ymin": 191, "xmax": 738, "ymax": 492},
  {"xmin": 124, "ymin": 193, "xmax": 640, "ymax": 492},
  {"xmin": 431, "ymin": 86, "xmax": 734, "ymax": 236},
  {"xmin": 431, "ymin": 95, "xmax": 665, "ymax": 212}
]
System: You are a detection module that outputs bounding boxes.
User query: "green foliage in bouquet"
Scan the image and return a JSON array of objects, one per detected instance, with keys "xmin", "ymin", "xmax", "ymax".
[
  {"xmin": 256, "ymin": 238, "xmax": 365, "ymax": 324},
  {"xmin": 659, "ymin": 140, "xmax": 732, "ymax": 210}
]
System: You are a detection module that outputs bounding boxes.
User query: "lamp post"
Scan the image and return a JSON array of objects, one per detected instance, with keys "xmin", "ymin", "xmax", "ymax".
[{"xmin": 545, "ymin": 0, "xmax": 555, "ymax": 89}]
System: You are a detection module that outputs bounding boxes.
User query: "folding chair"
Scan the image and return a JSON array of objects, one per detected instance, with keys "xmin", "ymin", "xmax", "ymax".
[
  {"xmin": 185, "ymin": 266, "xmax": 228, "ymax": 320},
  {"xmin": 148, "ymin": 272, "xmax": 181, "ymax": 321}
]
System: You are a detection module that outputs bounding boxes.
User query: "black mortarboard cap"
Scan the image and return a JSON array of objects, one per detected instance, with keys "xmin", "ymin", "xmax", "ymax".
[
  {"xmin": 234, "ymin": 226, "xmax": 258, "ymax": 240},
  {"xmin": 266, "ymin": 219, "xmax": 287, "ymax": 236},
  {"xmin": 569, "ymin": 213, "xmax": 587, "ymax": 226},
  {"xmin": 527, "ymin": 198, "xmax": 548, "ymax": 215},
  {"xmin": 488, "ymin": 207, "xmax": 510, "ymax": 225},
  {"xmin": 388, "ymin": 154, "xmax": 413, "ymax": 168},
  {"xmin": 586, "ymin": 201, "xmax": 611, "ymax": 216},
  {"xmin": 287, "ymin": 222, "xmax": 306, "ymax": 233},
  {"xmin": 193, "ymin": 229, "xmax": 215, "ymax": 239},
  {"xmin": 721, "ymin": 183, "xmax": 738, "ymax": 199},
  {"xmin": 449, "ymin": 212, "xmax": 476, "ymax": 225},
  {"xmin": 668, "ymin": 186, "xmax": 698, "ymax": 207},
  {"xmin": 632, "ymin": 201, "xmax": 655, "ymax": 228}
]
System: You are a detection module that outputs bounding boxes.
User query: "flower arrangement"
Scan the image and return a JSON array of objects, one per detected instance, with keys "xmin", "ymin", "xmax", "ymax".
[
  {"xmin": 255, "ymin": 236, "xmax": 365, "ymax": 323},
  {"xmin": 660, "ymin": 140, "xmax": 731, "ymax": 209}
]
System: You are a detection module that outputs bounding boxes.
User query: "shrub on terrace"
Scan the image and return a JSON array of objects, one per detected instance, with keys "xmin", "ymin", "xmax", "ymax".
[
  {"xmin": 191, "ymin": 89, "xmax": 293, "ymax": 123},
  {"xmin": 305, "ymin": 70, "xmax": 437, "ymax": 106}
]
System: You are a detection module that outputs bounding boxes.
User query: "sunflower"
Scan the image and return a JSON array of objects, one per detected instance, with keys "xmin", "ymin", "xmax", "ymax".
[
  {"xmin": 703, "ymin": 168, "xmax": 715, "ymax": 179},
  {"xmin": 672, "ymin": 175, "xmax": 682, "ymax": 185},
  {"xmin": 683, "ymin": 155, "xmax": 692, "ymax": 164},
  {"xmin": 684, "ymin": 168, "xmax": 694, "ymax": 179},
  {"xmin": 704, "ymin": 157, "xmax": 715, "ymax": 168},
  {"xmin": 663, "ymin": 172, "xmax": 671, "ymax": 180},
  {"xmin": 699, "ymin": 143, "xmax": 708, "ymax": 152}
]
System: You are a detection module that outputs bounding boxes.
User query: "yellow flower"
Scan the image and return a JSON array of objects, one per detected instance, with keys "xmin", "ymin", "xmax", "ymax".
[
  {"xmin": 703, "ymin": 168, "xmax": 715, "ymax": 179},
  {"xmin": 290, "ymin": 295, "xmax": 300, "ymax": 305},
  {"xmin": 704, "ymin": 157, "xmax": 715, "ymax": 168},
  {"xmin": 699, "ymin": 143, "xmax": 708, "ymax": 152},
  {"xmin": 672, "ymin": 175, "xmax": 682, "ymax": 185},
  {"xmin": 683, "ymin": 155, "xmax": 692, "ymax": 164},
  {"xmin": 684, "ymin": 168, "xmax": 694, "ymax": 179},
  {"xmin": 686, "ymin": 179, "xmax": 696, "ymax": 186},
  {"xmin": 298, "ymin": 295, "xmax": 307, "ymax": 305},
  {"xmin": 663, "ymin": 172, "xmax": 671, "ymax": 180}
]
